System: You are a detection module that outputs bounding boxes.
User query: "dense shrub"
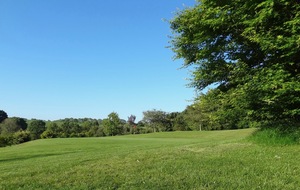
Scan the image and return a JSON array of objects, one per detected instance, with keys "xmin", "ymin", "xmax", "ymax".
[
  {"xmin": 41, "ymin": 130, "xmax": 58, "ymax": 139},
  {"xmin": 0, "ymin": 135, "xmax": 13, "ymax": 147},
  {"xmin": 13, "ymin": 131, "xmax": 31, "ymax": 144}
]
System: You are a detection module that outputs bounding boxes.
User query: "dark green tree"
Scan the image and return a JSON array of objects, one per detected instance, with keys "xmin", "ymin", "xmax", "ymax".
[
  {"xmin": 13, "ymin": 131, "xmax": 31, "ymax": 144},
  {"xmin": 11, "ymin": 117, "xmax": 27, "ymax": 130},
  {"xmin": 61, "ymin": 120, "xmax": 82, "ymax": 137},
  {"xmin": 142, "ymin": 110, "xmax": 171, "ymax": 132},
  {"xmin": 0, "ymin": 110, "xmax": 8, "ymax": 123},
  {"xmin": 169, "ymin": 112, "xmax": 188, "ymax": 131},
  {"xmin": 102, "ymin": 112, "xmax": 122, "ymax": 136},
  {"xmin": 0, "ymin": 117, "xmax": 27, "ymax": 135},
  {"xmin": 170, "ymin": 0, "xmax": 300, "ymax": 129},
  {"xmin": 27, "ymin": 120, "xmax": 46, "ymax": 139},
  {"xmin": 41, "ymin": 122, "xmax": 61, "ymax": 138},
  {"xmin": 87, "ymin": 125, "xmax": 105, "ymax": 137}
]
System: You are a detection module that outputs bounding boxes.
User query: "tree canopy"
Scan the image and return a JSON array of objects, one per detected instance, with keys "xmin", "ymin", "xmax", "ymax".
[
  {"xmin": 142, "ymin": 110, "xmax": 173, "ymax": 132},
  {"xmin": 102, "ymin": 112, "xmax": 122, "ymax": 136},
  {"xmin": 0, "ymin": 110, "xmax": 8, "ymax": 123},
  {"xmin": 27, "ymin": 120, "xmax": 46, "ymax": 139},
  {"xmin": 170, "ymin": 0, "xmax": 300, "ymax": 129}
]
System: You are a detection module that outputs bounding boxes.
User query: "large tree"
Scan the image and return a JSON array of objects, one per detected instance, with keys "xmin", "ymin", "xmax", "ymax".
[{"xmin": 170, "ymin": 0, "xmax": 300, "ymax": 128}]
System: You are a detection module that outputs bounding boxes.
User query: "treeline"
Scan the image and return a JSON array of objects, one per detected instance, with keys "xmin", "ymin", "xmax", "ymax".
[
  {"xmin": 0, "ymin": 110, "xmax": 187, "ymax": 147},
  {"xmin": 0, "ymin": 111, "xmax": 136, "ymax": 147},
  {"xmin": 2, "ymin": 105, "xmax": 248, "ymax": 147}
]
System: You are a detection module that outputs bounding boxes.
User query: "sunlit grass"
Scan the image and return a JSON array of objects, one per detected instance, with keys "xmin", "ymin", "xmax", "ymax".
[{"xmin": 0, "ymin": 128, "xmax": 299, "ymax": 189}]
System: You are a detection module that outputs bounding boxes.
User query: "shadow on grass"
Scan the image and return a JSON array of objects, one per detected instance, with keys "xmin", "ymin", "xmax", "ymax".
[{"xmin": 0, "ymin": 151, "xmax": 76, "ymax": 163}]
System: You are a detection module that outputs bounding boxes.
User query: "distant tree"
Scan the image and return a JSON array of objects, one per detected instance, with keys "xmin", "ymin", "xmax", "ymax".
[
  {"xmin": 166, "ymin": 112, "xmax": 180, "ymax": 131},
  {"xmin": 127, "ymin": 115, "xmax": 137, "ymax": 134},
  {"xmin": 170, "ymin": 113, "xmax": 188, "ymax": 131},
  {"xmin": 13, "ymin": 131, "xmax": 31, "ymax": 144},
  {"xmin": 142, "ymin": 110, "xmax": 170, "ymax": 132},
  {"xmin": 0, "ymin": 110, "xmax": 8, "ymax": 123},
  {"xmin": 87, "ymin": 125, "xmax": 105, "ymax": 137},
  {"xmin": 61, "ymin": 120, "xmax": 72, "ymax": 136},
  {"xmin": 27, "ymin": 120, "xmax": 46, "ymax": 139},
  {"xmin": 61, "ymin": 120, "xmax": 82, "ymax": 137},
  {"xmin": 0, "ymin": 117, "xmax": 27, "ymax": 135},
  {"xmin": 41, "ymin": 122, "xmax": 61, "ymax": 138},
  {"xmin": 137, "ymin": 121, "xmax": 145, "ymax": 128},
  {"xmin": 102, "ymin": 112, "xmax": 122, "ymax": 136},
  {"xmin": 46, "ymin": 122, "xmax": 60, "ymax": 133},
  {"xmin": 128, "ymin": 115, "xmax": 136, "ymax": 125},
  {"xmin": 0, "ymin": 135, "xmax": 13, "ymax": 147},
  {"xmin": 191, "ymin": 91, "xmax": 223, "ymax": 131},
  {"xmin": 82, "ymin": 120, "xmax": 98, "ymax": 130},
  {"xmin": 11, "ymin": 117, "xmax": 27, "ymax": 130},
  {"xmin": 41, "ymin": 130, "xmax": 57, "ymax": 139}
]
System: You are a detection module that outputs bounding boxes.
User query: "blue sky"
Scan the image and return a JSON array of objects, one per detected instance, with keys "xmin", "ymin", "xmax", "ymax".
[{"xmin": 0, "ymin": 0, "xmax": 196, "ymax": 121}]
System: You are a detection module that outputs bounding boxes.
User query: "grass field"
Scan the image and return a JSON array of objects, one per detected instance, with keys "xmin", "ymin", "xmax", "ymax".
[{"xmin": 0, "ymin": 128, "xmax": 299, "ymax": 189}]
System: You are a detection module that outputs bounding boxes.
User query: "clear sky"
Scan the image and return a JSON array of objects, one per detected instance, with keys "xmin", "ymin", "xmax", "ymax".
[{"xmin": 0, "ymin": 0, "xmax": 197, "ymax": 121}]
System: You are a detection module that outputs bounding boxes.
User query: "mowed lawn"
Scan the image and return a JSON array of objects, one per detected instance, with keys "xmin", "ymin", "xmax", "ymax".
[{"xmin": 0, "ymin": 129, "xmax": 299, "ymax": 190}]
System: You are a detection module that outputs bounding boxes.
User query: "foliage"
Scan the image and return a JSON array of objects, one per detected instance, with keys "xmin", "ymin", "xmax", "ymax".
[
  {"xmin": 41, "ymin": 130, "xmax": 57, "ymax": 139},
  {"xmin": 89, "ymin": 126, "xmax": 105, "ymax": 137},
  {"xmin": 127, "ymin": 115, "xmax": 136, "ymax": 125},
  {"xmin": 184, "ymin": 91, "xmax": 222, "ymax": 131},
  {"xmin": 170, "ymin": 0, "xmax": 300, "ymax": 130},
  {"xmin": 45, "ymin": 118, "xmax": 102, "ymax": 138},
  {"xmin": 195, "ymin": 88, "xmax": 251, "ymax": 130},
  {"xmin": 42, "ymin": 122, "xmax": 61, "ymax": 138},
  {"xmin": 126, "ymin": 115, "xmax": 138, "ymax": 134},
  {"xmin": 142, "ymin": 109, "xmax": 172, "ymax": 132},
  {"xmin": 61, "ymin": 120, "xmax": 82, "ymax": 137},
  {"xmin": 27, "ymin": 120, "xmax": 46, "ymax": 140},
  {"xmin": 243, "ymin": 64, "xmax": 300, "ymax": 125},
  {"xmin": 0, "ymin": 110, "xmax": 8, "ymax": 123},
  {"xmin": 102, "ymin": 112, "xmax": 122, "ymax": 136},
  {"xmin": 0, "ymin": 117, "xmax": 27, "ymax": 135},
  {"xmin": 13, "ymin": 131, "xmax": 31, "ymax": 144},
  {"xmin": 12, "ymin": 117, "xmax": 27, "ymax": 130},
  {"xmin": 169, "ymin": 112, "xmax": 188, "ymax": 131},
  {"xmin": 0, "ymin": 135, "xmax": 13, "ymax": 147},
  {"xmin": 0, "ymin": 131, "xmax": 31, "ymax": 147}
]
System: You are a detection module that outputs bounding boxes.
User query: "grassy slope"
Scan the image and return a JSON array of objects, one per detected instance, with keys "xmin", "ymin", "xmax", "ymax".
[{"xmin": 0, "ymin": 128, "xmax": 299, "ymax": 190}]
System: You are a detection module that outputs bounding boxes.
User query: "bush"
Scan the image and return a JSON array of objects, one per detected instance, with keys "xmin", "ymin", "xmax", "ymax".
[
  {"xmin": 139, "ymin": 127, "xmax": 153, "ymax": 134},
  {"xmin": 0, "ymin": 135, "xmax": 13, "ymax": 147},
  {"xmin": 41, "ymin": 130, "xmax": 58, "ymax": 139},
  {"xmin": 13, "ymin": 131, "xmax": 31, "ymax": 144}
]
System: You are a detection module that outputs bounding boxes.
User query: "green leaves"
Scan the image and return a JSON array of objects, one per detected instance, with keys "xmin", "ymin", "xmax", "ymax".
[
  {"xmin": 28, "ymin": 120, "xmax": 46, "ymax": 140},
  {"xmin": 0, "ymin": 110, "xmax": 8, "ymax": 123},
  {"xmin": 170, "ymin": 0, "xmax": 300, "ymax": 129},
  {"xmin": 102, "ymin": 112, "xmax": 122, "ymax": 136}
]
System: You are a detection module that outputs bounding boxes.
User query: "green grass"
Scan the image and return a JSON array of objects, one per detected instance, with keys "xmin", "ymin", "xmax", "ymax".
[
  {"xmin": 249, "ymin": 128, "xmax": 300, "ymax": 145},
  {"xmin": 0, "ymin": 128, "xmax": 299, "ymax": 189}
]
